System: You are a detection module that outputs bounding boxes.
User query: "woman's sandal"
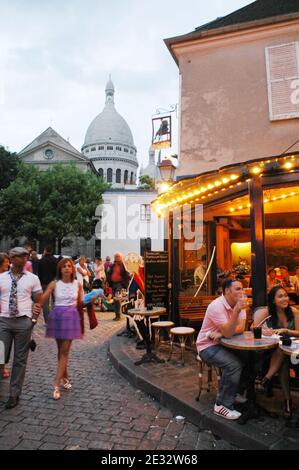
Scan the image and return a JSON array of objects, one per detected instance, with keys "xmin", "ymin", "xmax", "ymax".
[
  {"xmin": 63, "ymin": 379, "xmax": 72, "ymax": 390},
  {"xmin": 53, "ymin": 386, "xmax": 61, "ymax": 400},
  {"xmin": 261, "ymin": 376, "xmax": 274, "ymax": 398}
]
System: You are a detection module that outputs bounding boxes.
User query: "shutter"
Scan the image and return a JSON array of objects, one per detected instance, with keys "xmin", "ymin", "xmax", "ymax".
[{"xmin": 265, "ymin": 42, "xmax": 299, "ymax": 120}]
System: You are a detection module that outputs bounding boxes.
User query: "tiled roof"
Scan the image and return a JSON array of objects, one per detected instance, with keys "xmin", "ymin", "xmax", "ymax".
[{"xmin": 195, "ymin": 0, "xmax": 299, "ymax": 32}]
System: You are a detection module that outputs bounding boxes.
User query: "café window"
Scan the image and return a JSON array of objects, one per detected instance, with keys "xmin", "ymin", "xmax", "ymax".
[
  {"xmin": 177, "ymin": 205, "xmax": 208, "ymax": 295},
  {"xmin": 140, "ymin": 204, "xmax": 151, "ymax": 221}
]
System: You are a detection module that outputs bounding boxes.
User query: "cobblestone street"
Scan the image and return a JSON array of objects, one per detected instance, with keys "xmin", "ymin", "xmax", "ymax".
[{"xmin": 0, "ymin": 312, "xmax": 236, "ymax": 450}]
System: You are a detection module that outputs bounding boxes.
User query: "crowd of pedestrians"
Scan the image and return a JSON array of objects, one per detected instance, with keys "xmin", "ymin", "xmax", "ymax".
[{"xmin": 0, "ymin": 247, "xmax": 130, "ymax": 407}]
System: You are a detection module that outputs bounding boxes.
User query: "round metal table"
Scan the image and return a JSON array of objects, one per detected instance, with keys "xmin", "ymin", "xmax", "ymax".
[
  {"xmin": 221, "ymin": 334, "xmax": 279, "ymax": 424},
  {"xmin": 279, "ymin": 339, "xmax": 299, "ymax": 357},
  {"xmin": 127, "ymin": 307, "xmax": 166, "ymax": 365}
]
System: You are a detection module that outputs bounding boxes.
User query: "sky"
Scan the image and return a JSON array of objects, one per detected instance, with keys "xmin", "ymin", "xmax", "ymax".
[{"xmin": 0, "ymin": 0, "xmax": 252, "ymax": 168}]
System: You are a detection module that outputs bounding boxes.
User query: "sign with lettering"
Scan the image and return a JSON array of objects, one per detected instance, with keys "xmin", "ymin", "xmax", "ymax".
[{"xmin": 144, "ymin": 251, "xmax": 169, "ymax": 311}]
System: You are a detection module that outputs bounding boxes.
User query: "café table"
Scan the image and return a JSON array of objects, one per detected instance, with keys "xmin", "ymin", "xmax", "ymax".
[
  {"xmin": 279, "ymin": 339, "xmax": 299, "ymax": 358},
  {"xmin": 221, "ymin": 333, "xmax": 279, "ymax": 424},
  {"xmin": 127, "ymin": 307, "xmax": 166, "ymax": 365}
]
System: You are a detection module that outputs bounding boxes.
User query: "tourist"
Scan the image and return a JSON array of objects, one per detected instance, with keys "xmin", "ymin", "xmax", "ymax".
[
  {"xmin": 267, "ymin": 267, "xmax": 280, "ymax": 289},
  {"xmin": 279, "ymin": 266, "xmax": 293, "ymax": 289},
  {"xmin": 24, "ymin": 252, "xmax": 33, "ymax": 272},
  {"xmin": 104, "ymin": 256, "xmax": 112, "ymax": 274},
  {"xmin": 196, "ymin": 278, "xmax": 248, "ymax": 420},
  {"xmin": 290, "ymin": 267, "xmax": 299, "ymax": 291},
  {"xmin": 253, "ymin": 285, "xmax": 299, "ymax": 419},
  {"xmin": 0, "ymin": 253, "xmax": 11, "ymax": 379},
  {"xmin": 30, "ymin": 251, "xmax": 39, "ymax": 275},
  {"xmin": 0, "ymin": 247, "xmax": 42, "ymax": 409},
  {"xmin": 41, "ymin": 258, "xmax": 83, "ymax": 400},
  {"xmin": 76, "ymin": 256, "xmax": 91, "ymax": 292},
  {"xmin": 37, "ymin": 246, "xmax": 58, "ymax": 325},
  {"xmin": 93, "ymin": 257, "xmax": 106, "ymax": 288},
  {"xmin": 107, "ymin": 252, "xmax": 130, "ymax": 321}
]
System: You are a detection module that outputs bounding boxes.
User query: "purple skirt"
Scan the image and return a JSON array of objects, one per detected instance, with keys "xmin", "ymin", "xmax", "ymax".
[{"xmin": 46, "ymin": 305, "xmax": 82, "ymax": 340}]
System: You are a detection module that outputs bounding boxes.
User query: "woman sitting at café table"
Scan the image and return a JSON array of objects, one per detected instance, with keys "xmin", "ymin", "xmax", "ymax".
[
  {"xmin": 253, "ymin": 285, "xmax": 299, "ymax": 419},
  {"xmin": 266, "ymin": 267, "xmax": 280, "ymax": 290}
]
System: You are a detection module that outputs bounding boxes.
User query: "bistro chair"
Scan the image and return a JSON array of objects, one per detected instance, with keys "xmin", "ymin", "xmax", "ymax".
[
  {"xmin": 151, "ymin": 321, "xmax": 175, "ymax": 349},
  {"xmin": 196, "ymin": 355, "xmax": 222, "ymax": 401},
  {"xmin": 168, "ymin": 326, "xmax": 196, "ymax": 366}
]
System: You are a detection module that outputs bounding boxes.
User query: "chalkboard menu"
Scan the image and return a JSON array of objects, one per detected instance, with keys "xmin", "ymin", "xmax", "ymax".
[{"xmin": 144, "ymin": 251, "xmax": 169, "ymax": 311}]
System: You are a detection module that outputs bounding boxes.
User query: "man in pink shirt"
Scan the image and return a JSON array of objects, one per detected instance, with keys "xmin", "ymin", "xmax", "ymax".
[{"xmin": 196, "ymin": 278, "xmax": 247, "ymax": 420}]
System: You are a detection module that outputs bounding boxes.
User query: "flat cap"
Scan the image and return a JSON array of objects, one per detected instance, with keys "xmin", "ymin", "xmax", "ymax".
[{"xmin": 9, "ymin": 247, "xmax": 29, "ymax": 258}]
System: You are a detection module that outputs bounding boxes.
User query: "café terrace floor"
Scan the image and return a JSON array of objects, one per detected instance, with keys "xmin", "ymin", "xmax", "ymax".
[{"xmin": 109, "ymin": 332, "xmax": 299, "ymax": 450}]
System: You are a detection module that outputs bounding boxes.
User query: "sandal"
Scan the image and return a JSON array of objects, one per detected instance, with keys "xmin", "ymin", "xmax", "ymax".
[
  {"xmin": 53, "ymin": 386, "xmax": 60, "ymax": 400},
  {"xmin": 2, "ymin": 366, "xmax": 10, "ymax": 379},
  {"xmin": 63, "ymin": 379, "xmax": 72, "ymax": 390},
  {"xmin": 261, "ymin": 376, "xmax": 274, "ymax": 398}
]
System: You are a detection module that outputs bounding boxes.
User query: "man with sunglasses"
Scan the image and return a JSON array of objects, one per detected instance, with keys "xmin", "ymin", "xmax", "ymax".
[{"xmin": 0, "ymin": 247, "xmax": 42, "ymax": 409}]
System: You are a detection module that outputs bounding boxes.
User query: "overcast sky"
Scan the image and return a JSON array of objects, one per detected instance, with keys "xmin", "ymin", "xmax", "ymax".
[{"xmin": 0, "ymin": 0, "xmax": 252, "ymax": 167}]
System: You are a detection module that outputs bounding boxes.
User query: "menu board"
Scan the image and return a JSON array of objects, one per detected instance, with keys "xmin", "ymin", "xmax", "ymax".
[{"xmin": 144, "ymin": 251, "xmax": 169, "ymax": 310}]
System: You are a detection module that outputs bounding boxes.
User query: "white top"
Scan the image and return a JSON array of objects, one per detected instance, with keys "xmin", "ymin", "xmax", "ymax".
[
  {"xmin": 0, "ymin": 270, "xmax": 42, "ymax": 318},
  {"xmin": 94, "ymin": 263, "xmax": 106, "ymax": 281},
  {"xmin": 76, "ymin": 264, "xmax": 89, "ymax": 285},
  {"xmin": 54, "ymin": 280, "xmax": 79, "ymax": 307}
]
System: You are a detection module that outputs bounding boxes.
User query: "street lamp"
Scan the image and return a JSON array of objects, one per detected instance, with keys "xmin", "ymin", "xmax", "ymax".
[{"xmin": 158, "ymin": 158, "xmax": 176, "ymax": 182}]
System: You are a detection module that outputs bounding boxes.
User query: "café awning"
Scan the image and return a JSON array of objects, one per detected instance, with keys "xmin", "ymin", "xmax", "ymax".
[{"xmin": 152, "ymin": 151, "xmax": 299, "ymax": 216}]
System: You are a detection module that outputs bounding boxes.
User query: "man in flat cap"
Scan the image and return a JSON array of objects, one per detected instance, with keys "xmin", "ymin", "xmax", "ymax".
[{"xmin": 0, "ymin": 247, "xmax": 42, "ymax": 409}]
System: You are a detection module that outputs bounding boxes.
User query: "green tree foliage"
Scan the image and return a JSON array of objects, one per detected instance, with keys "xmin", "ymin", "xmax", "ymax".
[
  {"xmin": 0, "ymin": 146, "xmax": 19, "ymax": 190},
  {"xmin": 138, "ymin": 175, "xmax": 155, "ymax": 190},
  {"xmin": 0, "ymin": 163, "xmax": 108, "ymax": 252}
]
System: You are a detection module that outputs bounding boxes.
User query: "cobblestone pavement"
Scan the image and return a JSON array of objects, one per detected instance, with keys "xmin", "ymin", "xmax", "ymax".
[{"xmin": 0, "ymin": 312, "xmax": 237, "ymax": 450}]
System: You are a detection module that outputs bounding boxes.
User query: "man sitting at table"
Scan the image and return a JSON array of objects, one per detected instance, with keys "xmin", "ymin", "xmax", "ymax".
[{"xmin": 196, "ymin": 278, "xmax": 248, "ymax": 420}]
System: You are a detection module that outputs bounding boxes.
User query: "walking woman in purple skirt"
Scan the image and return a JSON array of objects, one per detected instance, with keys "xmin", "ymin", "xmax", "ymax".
[{"xmin": 40, "ymin": 258, "xmax": 83, "ymax": 400}]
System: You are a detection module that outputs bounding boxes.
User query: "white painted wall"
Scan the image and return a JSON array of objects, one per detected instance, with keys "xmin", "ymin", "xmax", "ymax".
[{"xmin": 99, "ymin": 190, "xmax": 164, "ymax": 259}]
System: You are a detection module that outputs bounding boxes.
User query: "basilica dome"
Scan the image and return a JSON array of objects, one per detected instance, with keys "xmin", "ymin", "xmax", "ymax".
[
  {"xmin": 82, "ymin": 78, "xmax": 138, "ymax": 188},
  {"xmin": 83, "ymin": 79, "xmax": 135, "ymax": 148}
]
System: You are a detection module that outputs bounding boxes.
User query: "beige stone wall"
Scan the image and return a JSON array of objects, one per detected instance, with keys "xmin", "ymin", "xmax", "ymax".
[
  {"xmin": 173, "ymin": 20, "xmax": 299, "ymax": 177},
  {"xmin": 21, "ymin": 147, "xmax": 89, "ymax": 172}
]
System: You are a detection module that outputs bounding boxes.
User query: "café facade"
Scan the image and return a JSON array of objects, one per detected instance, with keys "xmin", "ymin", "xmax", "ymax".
[{"xmin": 152, "ymin": 151, "xmax": 299, "ymax": 323}]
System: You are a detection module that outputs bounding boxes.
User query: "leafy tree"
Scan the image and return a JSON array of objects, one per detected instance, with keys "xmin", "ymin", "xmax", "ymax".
[
  {"xmin": 138, "ymin": 175, "xmax": 155, "ymax": 190},
  {"xmin": 0, "ymin": 163, "xmax": 109, "ymax": 253},
  {"xmin": 0, "ymin": 163, "xmax": 41, "ymax": 240},
  {"xmin": 0, "ymin": 146, "xmax": 19, "ymax": 190}
]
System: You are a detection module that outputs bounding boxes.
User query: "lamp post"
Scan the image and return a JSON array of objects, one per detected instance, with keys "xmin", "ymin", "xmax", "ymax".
[{"xmin": 158, "ymin": 158, "xmax": 176, "ymax": 182}]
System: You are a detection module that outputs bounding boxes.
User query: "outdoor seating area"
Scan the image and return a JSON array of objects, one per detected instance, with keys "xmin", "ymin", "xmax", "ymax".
[{"xmin": 109, "ymin": 325, "xmax": 299, "ymax": 450}]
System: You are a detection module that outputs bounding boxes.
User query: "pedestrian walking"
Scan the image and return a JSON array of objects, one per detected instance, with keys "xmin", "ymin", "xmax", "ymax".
[
  {"xmin": 41, "ymin": 258, "xmax": 83, "ymax": 400},
  {"xmin": 37, "ymin": 246, "xmax": 58, "ymax": 325},
  {"xmin": 76, "ymin": 256, "xmax": 91, "ymax": 292},
  {"xmin": 30, "ymin": 251, "xmax": 39, "ymax": 275},
  {"xmin": 0, "ymin": 247, "xmax": 42, "ymax": 409},
  {"xmin": 107, "ymin": 252, "xmax": 130, "ymax": 321},
  {"xmin": 0, "ymin": 252, "xmax": 11, "ymax": 379},
  {"xmin": 93, "ymin": 257, "xmax": 106, "ymax": 288}
]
